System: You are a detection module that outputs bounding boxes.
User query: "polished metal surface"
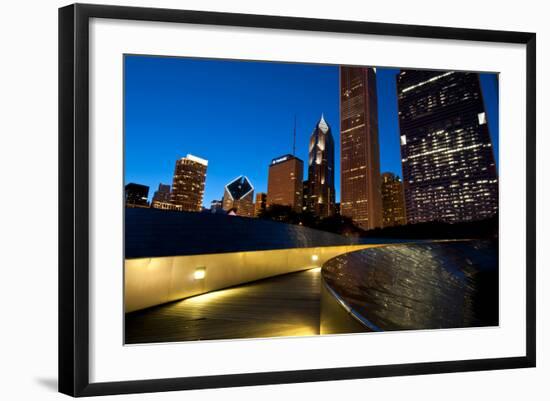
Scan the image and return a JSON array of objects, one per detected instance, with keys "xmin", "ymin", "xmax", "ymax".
[{"xmin": 322, "ymin": 240, "xmax": 498, "ymax": 331}]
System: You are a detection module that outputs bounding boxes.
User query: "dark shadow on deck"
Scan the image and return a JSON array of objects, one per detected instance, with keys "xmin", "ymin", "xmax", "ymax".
[{"xmin": 125, "ymin": 268, "xmax": 322, "ymax": 344}]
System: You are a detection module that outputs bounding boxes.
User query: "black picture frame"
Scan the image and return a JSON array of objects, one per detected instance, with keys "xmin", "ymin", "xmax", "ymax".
[{"xmin": 59, "ymin": 3, "xmax": 536, "ymax": 397}]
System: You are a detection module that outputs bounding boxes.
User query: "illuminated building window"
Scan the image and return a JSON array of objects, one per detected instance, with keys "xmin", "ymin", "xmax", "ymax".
[{"xmin": 478, "ymin": 112, "xmax": 487, "ymax": 125}]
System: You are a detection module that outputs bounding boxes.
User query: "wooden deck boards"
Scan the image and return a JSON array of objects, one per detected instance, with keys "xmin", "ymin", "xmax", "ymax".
[{"xmin": 125, "ymin": 268, "xmax": 321, "ymax": 344}]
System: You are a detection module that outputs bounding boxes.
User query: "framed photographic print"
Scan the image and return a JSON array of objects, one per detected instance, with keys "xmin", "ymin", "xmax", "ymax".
[{"xmin": 58, "ymin": 3, "xmax": 536, "ymax": 397}]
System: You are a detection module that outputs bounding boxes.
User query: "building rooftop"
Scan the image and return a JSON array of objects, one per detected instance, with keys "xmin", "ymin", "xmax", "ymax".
[
  {"xmin": 183, "ymin": 154, "xmax": 208, "ymax": 166},
  {"xmin": 270, "ymin": 154, "xmax": 303, "ymax": 166}
]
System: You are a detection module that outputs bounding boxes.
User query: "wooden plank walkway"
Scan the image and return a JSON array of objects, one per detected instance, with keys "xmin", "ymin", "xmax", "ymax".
[{"xmin": 125, "ymin": 268, "xmax": 322, "ymax": 344}]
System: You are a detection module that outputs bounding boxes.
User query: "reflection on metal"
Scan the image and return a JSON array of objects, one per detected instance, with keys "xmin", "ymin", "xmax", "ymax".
[
  {"xmin": 322, "ymin": 279, "xmax": 381, "ymax": 333},
  {"xmin": 320, "ymin": 279, "xmax": 370, "ymax": 335},
  {"xmin": 321, "ymin": 240, "xmax": 498, "ymax": 331}
]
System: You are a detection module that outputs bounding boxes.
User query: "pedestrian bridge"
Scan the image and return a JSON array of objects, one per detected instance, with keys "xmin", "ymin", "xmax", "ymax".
[
  {"xmin": 124, "ymin": 210, "xmax": 497, "ymax": 344},
  {"xmin": 126, "ymin": 267, "xmax": 324, "ymax": 344},
  {"xmin": 124, "ymin": 208, "xmax": 383, "ymax": 313},
  {"xmin": 125, "ymin": 240, "xmax": 498, "ymax": 344}
]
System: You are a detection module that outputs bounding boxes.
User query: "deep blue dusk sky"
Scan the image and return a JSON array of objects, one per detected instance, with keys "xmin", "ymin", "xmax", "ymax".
[{"xmin": 125, "ymin": 55, "xmax": 499, "ymax": 206}]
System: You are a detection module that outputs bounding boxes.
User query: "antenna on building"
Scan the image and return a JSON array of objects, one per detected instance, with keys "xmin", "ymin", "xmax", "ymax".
[{"xmin": 292, "ymin": 114, "xmax": 297, "ymax": 156}]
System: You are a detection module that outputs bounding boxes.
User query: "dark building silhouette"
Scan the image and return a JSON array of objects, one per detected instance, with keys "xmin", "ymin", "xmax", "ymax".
[
  {"xmin": 254, "ymin": 192, "xmax": 267, "ymax": 216},
  {"xmin": 170, "ymin": 154, "xmax": 208, "ymax": 212},
  {"xmin": 125, "ymin": 183, "xmax": 149, "ymax": 208},
  {"xmin": 222, "ymin": 176, "xmax": 255, "ymax": 217},
  {"xmin": 210, "ymin": 199, "xmax": 223, "ymax": 214},
  {"xmin": 302, "ymin": 180, "xmax": 310, "ymax": 213},
  {"xmin": 306, "ymin": 114, "xmax": 335, "ymax": 217},
  {"xmin": 381, "ymin": 172, "xmax": 406, "ymax": 227},
  {"xmin": 340, "ymin": 66, "xmax": 382, "ymax": 230},
  {"xmin": 396, "ymin": 70, "xmax": 498, "ymax": 223},
  {"xmin": 266, "ymin": 154, "xmax": 303, "ymax": 213}
]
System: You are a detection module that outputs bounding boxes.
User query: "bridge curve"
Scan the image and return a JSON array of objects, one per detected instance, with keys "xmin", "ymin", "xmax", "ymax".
[
  {"xmin": 124, "ymin": 208, "xmax": 385, "ymax": 312},
  {"xmin": 125, "ymin": 268, "xmax": 323, "ymax": 344},
  {"xmin": 125, "ymin": 240, "xmax": 497, "ymax": 344},
  {"xmin": 320, "ymin": 240, "xmax": 498, "ymax": 333}
]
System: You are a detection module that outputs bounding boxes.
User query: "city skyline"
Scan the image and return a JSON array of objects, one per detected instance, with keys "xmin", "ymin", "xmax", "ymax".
[{"xmin": 124, "ymin": 55, "xmax": 499, "ymax": 208}]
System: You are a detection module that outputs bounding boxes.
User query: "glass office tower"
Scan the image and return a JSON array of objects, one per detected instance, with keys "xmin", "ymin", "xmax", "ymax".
[
  {"xmin": 397, "ymin": 70, "xmax": 498, "ymax": 223},
  {"xmin": 340, "ymin": 66, "xmax": 382, "ymax": 230}
]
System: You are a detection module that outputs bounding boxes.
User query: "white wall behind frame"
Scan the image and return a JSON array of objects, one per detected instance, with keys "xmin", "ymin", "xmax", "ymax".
[{"xmin": 0, "ymin": 1, "xmax": 546, "ymax": 401}]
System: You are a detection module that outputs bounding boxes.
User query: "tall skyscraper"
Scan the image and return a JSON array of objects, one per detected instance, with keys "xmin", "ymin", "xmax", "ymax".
[
  {"xmin": 266, "ymin": 154, "xmax": 303, "ymax": 213},
  {"xmin": 151, "ymin": 183, "xmax": 171, "ymax": 208},
  {"xmin": 125, "ymin": 183, "xmax": 149, "ymax": 208},
  {"xmin": 306, "ymin": 114, "xmax": 335, "ymax": 217},
  {"xmin": 170, "ymin": 154, "xmax": 208, "ymax": 212},
  {"xmin": 396, "ymin": 70, "xmax": 498, "ymax": 223},
  {"xmin": 254, "ymin": 192, "xmax": 267, "ymax": 216},
  {"xmin": 222, "ymin": 176, "xmax": 255, "ymax": 217},
  {"xmin": 339, "ymin": 66, "xmax": 382, "ymax": 230},
  {"xmin": 381, "ymin": 172, "xmax": 406, "ymax": 227}
]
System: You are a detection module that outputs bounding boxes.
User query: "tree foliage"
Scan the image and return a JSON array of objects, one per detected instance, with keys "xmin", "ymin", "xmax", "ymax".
[
  {"xmin": 258, "ymin": 204, "xmax": 498, "ymax": 240},
  {"xmin": 258, "ymin": 204, "xmax": 364, "ymax": 237}
]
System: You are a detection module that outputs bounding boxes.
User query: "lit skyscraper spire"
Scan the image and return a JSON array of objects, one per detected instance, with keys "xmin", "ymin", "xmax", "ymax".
[{"xmin": 306, "ymin": 114, "xmax": 335, "ymax": 217}]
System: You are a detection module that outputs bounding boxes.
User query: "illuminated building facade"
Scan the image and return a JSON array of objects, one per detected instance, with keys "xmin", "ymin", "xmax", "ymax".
[
  {"xmin": 125, "ymin": 183, "xmax": 149, "ymax": 208},
  {"xmin": 151, "ymin": 202, "xmax": 183, "ymax": 211},
  {"xmin": 381, "ymin": 172, "xmax": 406, "ymax": 227},
  {"xmin": 170, "ymin": 154, "xmax": 208, "ymax": 212},
  {"xmin": 339, "ymin": 66, "xmax": 382, "ymax": 230},
  {"xmin": 397, "ymin": 70, "xmax": 498, "ymax": 223},
  {"xmin": 306, "ymin": 115, "xmax": 335, "ymax": 217},
  {"xmin": 222, "ymin": 175, "xmax": 255, "ymax": 217},
  {"xmin": 266, "ymin": 154, "xmax": 303, "ymax": 213},
  {"xmin": 151, "ymin": 183, "xmax": 171, "ymax": 208},
  {"xmin": 254, "ymin": 192, "xmax": 267, "ymax": 216}
]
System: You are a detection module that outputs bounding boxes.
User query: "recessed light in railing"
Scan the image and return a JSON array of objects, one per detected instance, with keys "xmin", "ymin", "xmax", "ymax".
[
  {"xmin": 194, "ymin": 267, "xmax": 206, "ymax": 280},
  {"xmin": 311, "ymin": 254, "xmax": 319, "ymax": 262}
]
